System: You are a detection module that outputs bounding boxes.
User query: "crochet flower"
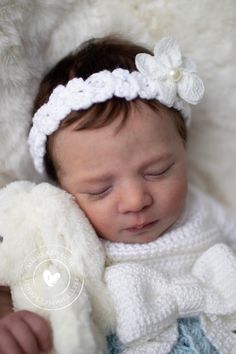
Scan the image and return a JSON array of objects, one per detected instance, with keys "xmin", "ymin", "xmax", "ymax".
[
  {"xmin": 66, "ymin": 78, "xmax": 92, "ymax": 110},
  {"xmin": 86, "ymin": 70, "xmax": 115, "ymax": 102},
  {"xmin": 135, "ymin": 37, "xmax": 204, "ymax": 106},
  {"xmin": 112, "ymin": 68, "xmax": 139, "ymax": 100}
]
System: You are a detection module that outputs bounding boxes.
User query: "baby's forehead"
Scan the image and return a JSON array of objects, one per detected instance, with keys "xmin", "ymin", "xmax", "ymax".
[
  {"xmin": 54, "ymin": 102, "xmax": 179, "ymax": 153},
  {"xmin": 60, "ymin": 98, "xmax": 173, "ymax": 133},
  {"xmin": 52, "ymin": 99, "xmax": 183, "ymax": 159}
]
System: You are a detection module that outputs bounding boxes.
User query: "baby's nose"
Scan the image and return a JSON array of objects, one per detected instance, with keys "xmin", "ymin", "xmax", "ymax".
[{"xmin": 118, "ymin": 184, "xmax": 153, "ymax": 214}]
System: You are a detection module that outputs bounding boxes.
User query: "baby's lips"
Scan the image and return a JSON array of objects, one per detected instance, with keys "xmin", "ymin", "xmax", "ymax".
[{"xmin": 126, "ymin": 219, "xmax": 159, "ymax": 231}]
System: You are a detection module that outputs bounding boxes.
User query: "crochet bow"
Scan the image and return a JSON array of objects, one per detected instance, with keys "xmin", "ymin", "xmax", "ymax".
[{"xmin": 105, "ymin": 243, "xmax": 236, "ymax": 345}]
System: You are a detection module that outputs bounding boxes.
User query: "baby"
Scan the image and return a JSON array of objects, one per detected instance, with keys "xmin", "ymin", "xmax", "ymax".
[{"xmin": 1, "ymin": 35, "xmax": 236, "ymax": 354}]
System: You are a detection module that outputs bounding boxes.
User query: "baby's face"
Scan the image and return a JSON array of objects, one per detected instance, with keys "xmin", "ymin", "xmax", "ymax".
[{"xmin": 52, "ymin": 102, "xmax": 188, "ymax": 244}]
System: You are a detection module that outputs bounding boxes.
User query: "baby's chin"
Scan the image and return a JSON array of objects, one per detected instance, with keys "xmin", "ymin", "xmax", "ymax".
[
  {"xmin": 123, "ymin": 234, "xmax": 163, "ymax": 244},
  {"xmin": 100, "ymin": 233, "xmax": 162, "ymax": 244},
  {"xmin": 100, "ymin": 227, "xmax": 164, "ymax": 245}
]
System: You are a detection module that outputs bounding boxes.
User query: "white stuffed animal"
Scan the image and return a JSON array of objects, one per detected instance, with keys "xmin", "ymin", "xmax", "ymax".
[{"xmin": 0, "ymin": 181, "xmax": 116, "ymax": 354}]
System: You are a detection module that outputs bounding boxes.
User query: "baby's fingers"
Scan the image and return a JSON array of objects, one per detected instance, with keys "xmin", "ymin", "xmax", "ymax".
[
  {"xmin": 18, "ymin": 311, "xmax": 52, "ymax": 353},
  {"xmin": 6, "ymin": 315, "xmax": 42, "ymax": 354},
  {"xmin": 0, "ymin": 327, "xmax": 22, "ymax": 354}
]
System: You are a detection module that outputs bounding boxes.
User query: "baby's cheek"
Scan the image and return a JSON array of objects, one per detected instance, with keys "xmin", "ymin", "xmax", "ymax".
[
  {"xmin": 164, "ymin": 180, "xmax": 187, "ymax": 217},
  {"xmin": 73, "ymin": 197, "xmax": 99, "ymax": 226},
  {"xmin": 79, "ymin": 203, "xmax": 111, "ymax": 235}
]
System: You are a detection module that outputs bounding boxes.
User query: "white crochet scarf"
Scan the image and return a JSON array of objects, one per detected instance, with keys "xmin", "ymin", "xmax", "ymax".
[{"xmin": 101, "ymin": 185, "xmax": 236, "ymax": 354}]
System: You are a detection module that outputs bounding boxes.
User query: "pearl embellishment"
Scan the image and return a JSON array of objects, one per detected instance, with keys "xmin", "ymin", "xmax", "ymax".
[{"xmin": 168, "ymin": 68, "xmax": 182, "ymax": 82}]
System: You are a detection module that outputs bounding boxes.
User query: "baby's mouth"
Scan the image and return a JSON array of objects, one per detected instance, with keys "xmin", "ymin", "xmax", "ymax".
[{"xmin": 125, "ymin": 219, "xmax": 158, "ymax": 232}]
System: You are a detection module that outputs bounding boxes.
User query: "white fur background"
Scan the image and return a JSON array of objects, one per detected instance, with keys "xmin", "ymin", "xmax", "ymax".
[{"xmin": 0, "ymin": 0, "xmax": 236, "ymax": 211}]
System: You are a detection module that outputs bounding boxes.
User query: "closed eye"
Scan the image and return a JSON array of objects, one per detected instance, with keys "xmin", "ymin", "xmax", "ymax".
[
  {"xmin": 144, "ymin": 163, "xmax": 174, "ymax": 179},
  {"xmin": 87, "ymin": 186, "xmax": 112, "ymax": 198}
]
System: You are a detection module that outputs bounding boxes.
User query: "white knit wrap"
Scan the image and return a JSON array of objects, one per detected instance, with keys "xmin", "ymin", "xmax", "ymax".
[
  {"xmin": 28, "ymin": 37, "xmax": 204, "ymax": 174},
  {"xmin": 102, "ymin": 186, "xmax": 236, "ymax": 354}
]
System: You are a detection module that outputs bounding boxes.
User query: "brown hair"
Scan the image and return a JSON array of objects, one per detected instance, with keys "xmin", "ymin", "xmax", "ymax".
[{"xmin": 32, "ymin": 36, "xmax": 187, "ymax": 181}]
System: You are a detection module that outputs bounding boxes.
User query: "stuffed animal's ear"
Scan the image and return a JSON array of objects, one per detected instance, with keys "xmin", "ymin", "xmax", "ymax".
[
  {"xmin": 0, "ymin": 234, "xmax": 6, "ymax": 284},
  {"xmin": 0, "ymin": 181, "xmax": 37, "ymax": 285}
]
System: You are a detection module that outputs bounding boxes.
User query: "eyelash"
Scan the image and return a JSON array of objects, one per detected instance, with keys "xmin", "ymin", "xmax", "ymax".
[
  {"xmin": 144, "ymin": 163, "xmax": 174, "ymax": 179},
  {"xmin": 88, "ymin": 187, "xmax": 111, "ymax": 198}
]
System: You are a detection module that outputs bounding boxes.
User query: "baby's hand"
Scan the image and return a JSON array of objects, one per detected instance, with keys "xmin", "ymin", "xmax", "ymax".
[{"xmin": 0, "ymin": 310, "xmax": 52, "ymax": 354}]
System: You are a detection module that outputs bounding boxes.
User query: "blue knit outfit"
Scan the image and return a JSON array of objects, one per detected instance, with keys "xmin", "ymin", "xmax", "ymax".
[{"xmin": 106, "ymin": 317, "xmax": 219, "ymax": 354}]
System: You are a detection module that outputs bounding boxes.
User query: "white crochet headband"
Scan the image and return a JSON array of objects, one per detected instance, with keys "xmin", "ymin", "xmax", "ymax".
[{"xmin": 28, "ymin": 37, "xmax": 204, "ymax": 174}]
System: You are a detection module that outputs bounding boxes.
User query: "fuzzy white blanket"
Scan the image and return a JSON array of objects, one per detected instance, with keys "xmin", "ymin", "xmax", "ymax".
[{"xmin": 0, "ymin": 0, "xmax": 236, "ymax": 212}]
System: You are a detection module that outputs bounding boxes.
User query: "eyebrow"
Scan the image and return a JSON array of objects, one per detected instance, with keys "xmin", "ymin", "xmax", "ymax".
[
  {"xmin": 80, "ymin": 173, "xmax": 113, "ymax": 184},
  {"xmin": 140, "ymin": 152, "xmax": 173, "ymax": 170},
  {"xmin": 81, "ymin": 153, "xmax": 173, "ymax": 184}
]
